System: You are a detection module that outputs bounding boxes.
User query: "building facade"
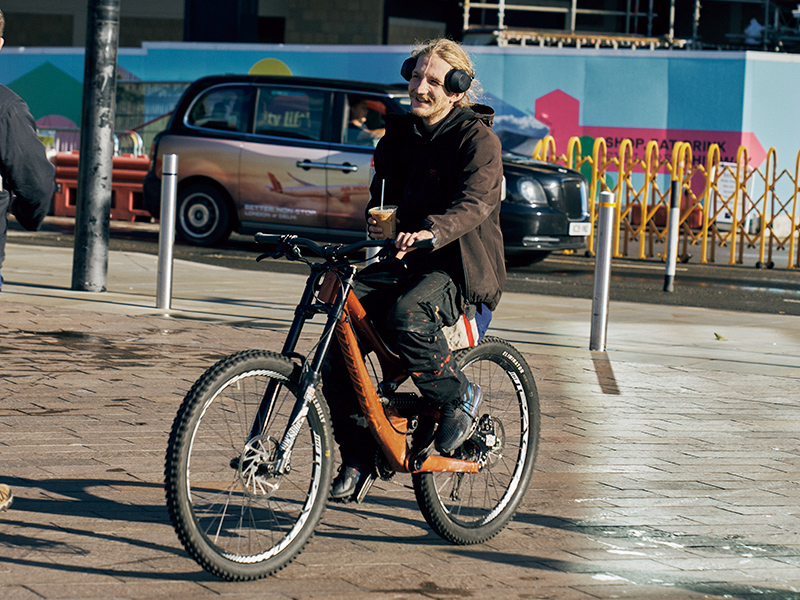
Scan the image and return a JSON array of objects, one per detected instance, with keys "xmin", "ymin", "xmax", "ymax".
[
  {"xmin": 0, "ymin": 0, "xmax": 461, "ymax": 48},
  {"xmin": 2, "ymin": 0, "xmax": 794, "ymax": 50}
]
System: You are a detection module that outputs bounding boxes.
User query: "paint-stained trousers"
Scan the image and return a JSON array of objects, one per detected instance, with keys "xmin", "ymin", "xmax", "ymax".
[{"xmin": 320, "ymin": 258, "xmax": 468, "ymax": 468}]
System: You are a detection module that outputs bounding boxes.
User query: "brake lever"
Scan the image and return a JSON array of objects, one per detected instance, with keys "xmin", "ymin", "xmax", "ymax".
[
  {"xmin": 256, "ymin": 251, "xmax": 280, "ymax": 262},
  {"xmin": 377, "ymin": 240, "xmax": 396, "ymax": 260},
  {"xmin": 255, "ymin": 240, "xmax": 303, "ymax": 262}
]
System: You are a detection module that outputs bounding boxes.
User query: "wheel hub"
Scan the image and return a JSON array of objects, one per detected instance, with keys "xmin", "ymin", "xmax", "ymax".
[
  {"xmin": 188, "ymin": 203, "xmax": 211, "ymax": 228},
  {"xmin": 469, "ymin": 415, "xmax": 505, "ymax": 468},
  {"xmin": 236, "ymin": 435, "xmax": 282, "ymax": 497}
]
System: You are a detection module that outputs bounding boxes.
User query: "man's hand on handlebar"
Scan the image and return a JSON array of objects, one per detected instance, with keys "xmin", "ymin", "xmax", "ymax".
[
  {"xmin": 395, "ymin": 230, "xmax": 434, "ymax": 260},
  {"xmin": 367, "ymin": 214, "xmax": 433, "ymax": 259}
]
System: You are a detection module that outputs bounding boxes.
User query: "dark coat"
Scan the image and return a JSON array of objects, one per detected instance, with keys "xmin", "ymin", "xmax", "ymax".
[
  {"xmin": 368, "ymin": 104, "xmax": 506, "ymax": 311},
  {"xmin": 0, "ymin": 85, "xmax": 55, "ymax": 268}
]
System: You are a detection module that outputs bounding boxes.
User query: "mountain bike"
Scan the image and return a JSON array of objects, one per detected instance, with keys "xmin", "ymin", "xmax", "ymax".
[{"xmin": 164, "ymin": 233, "xmax": 540, "ymax": 581}]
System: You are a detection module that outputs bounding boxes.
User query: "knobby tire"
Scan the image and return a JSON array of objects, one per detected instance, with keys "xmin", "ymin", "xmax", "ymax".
[
  {"xmin": 412, "ymin": 336, "xmax": 540, "ymax": 544},
  {"xmin": 164, "ymin": 350, "xmax": 334, "ymax": 581}
]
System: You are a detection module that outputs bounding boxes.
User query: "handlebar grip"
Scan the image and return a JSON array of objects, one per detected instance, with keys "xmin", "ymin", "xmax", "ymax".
[
  {"xmin": 255, "ymin": 232, "xmax": 283, "ymax": 245},
  {"xmin": 408, "ymin": 238, "xmax": 434, "ymax": 250}
]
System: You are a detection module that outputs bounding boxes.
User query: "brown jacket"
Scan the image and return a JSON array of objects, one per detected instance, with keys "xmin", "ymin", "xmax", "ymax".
[{"xmin": 368, "ymin": 104, "xmax": 506, "ymax": 311}]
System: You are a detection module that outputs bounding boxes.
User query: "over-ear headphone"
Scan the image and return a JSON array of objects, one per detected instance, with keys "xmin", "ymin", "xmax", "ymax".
[{"xmin": 401, "ymin": 56, "xmax": 472, "ymax": 95}]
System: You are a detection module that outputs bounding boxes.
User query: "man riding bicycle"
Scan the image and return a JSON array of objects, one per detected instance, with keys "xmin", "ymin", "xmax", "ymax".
[{"xmin": 323, "ymin": 38, "xmax": 506, "ymax": 501}]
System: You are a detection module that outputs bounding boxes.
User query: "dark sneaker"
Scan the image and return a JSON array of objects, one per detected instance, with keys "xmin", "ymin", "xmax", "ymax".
[
  {"xmin": 435, "ymin": 381, "xmax": 483, "ymax": 454},
  {"xmin": 329, "ymin": 465, "xmax": 378, "ymax": 503},
  {"xmin": 0, "ymin": 484, "xmax": 13, "ymax": 512},
  {"xmin": 330, "ymin": 465, "xmax": 362, "ymax": 500}
]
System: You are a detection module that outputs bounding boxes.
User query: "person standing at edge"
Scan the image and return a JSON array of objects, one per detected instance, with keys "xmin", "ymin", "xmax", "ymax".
[
  {"xmin": 0, "ymin": 8, "xmax": 57, "ymax": 512},
  {"xmin": 322, "ymin": 38, "xmax": 506, "ymax": 501}
]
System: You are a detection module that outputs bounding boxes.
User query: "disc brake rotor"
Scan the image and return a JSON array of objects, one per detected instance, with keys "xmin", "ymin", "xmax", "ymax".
[
  {"xmin": 237, "ymin": 434, "xmax": 282, "ymax": 497},
  {"xmin": 471, "ymin": 415, "xmax": 505, "ymax": 468}
]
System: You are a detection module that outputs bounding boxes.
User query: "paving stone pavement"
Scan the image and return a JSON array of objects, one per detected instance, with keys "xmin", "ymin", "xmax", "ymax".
[{"xmin": 1, "ymin": 242, "xmax": 799, "ymax": 600}]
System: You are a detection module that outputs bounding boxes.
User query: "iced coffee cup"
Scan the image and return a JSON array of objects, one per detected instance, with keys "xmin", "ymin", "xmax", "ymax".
[{"xmin": 368, "ymin": 205, "xmax": 398, "ymax": 239}]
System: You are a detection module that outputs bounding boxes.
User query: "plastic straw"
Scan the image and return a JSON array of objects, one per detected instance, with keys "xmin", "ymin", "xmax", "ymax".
[{"xmin": 380, "ymin": 179, "xmax": 385, "ymax": 209}]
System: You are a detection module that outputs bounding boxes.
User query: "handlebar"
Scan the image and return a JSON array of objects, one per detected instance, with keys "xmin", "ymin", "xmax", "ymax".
[{"xmin": 254, "ymin": 233, "xmax": 433, "ymax": 263}]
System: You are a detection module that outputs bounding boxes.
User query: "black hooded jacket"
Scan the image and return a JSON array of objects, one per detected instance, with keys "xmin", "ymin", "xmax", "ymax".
[
  {"xmin": 367, "ymin": 103, "xmax": 506, "ymax": 311},
  {"xmin": 0, "ymin": 85, "xmax": 55, "ymax": 268}
]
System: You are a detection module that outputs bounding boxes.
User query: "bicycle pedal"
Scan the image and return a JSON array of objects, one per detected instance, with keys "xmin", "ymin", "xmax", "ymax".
[{"xmin": 354, "ymin": 470, "xmax": 378, "ymax": 503}]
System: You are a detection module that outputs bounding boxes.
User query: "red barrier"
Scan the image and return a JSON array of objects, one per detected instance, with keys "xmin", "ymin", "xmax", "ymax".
[
  {"xmin": 53, "ymin": 151, "xmax": 152, "ymax": 222},
  {"xmin": 630, "ymin": 205, "xmax": 703, "ymax": 229}
]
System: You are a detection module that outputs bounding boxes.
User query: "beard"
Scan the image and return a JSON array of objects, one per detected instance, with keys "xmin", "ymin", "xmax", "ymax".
[{"xmin": 410, "ymin": 92, "xmax": 452, "ymax": 124}]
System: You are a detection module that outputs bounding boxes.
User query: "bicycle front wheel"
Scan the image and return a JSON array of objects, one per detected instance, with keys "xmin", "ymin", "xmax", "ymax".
[
  {"xmin": 413, "ymin": 336, "xmax": 540, "ymax": 545},
  {"xmin": 164, "ymin": 350, "xmax": 334, "ymax": 581}
]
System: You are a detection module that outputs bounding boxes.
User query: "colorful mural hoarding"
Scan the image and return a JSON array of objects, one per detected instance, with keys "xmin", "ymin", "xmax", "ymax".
[
  {"xmin": 534, "ymin": 88, "xmax": 766, "ymax": 168},
  {"xmin": 1, "ymin": 42, "xmax": 798, "ymax": 171}
]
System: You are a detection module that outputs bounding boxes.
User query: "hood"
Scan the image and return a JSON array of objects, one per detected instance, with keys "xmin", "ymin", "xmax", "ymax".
[
  {"xmin": 388, "ymin": 103, "xmax": 499, "ymax": 141},
  {"xmin": 428, "ymin": 103, "xmax": 496, "ymax": 139},
  {"xmin": 469, "ymin": 103, "xmax": 496, "ymax": 127}
]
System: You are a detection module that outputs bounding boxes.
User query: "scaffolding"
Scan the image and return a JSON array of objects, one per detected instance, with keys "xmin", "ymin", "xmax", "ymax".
[
  {"xmin": 462, "ymin": 0, "xmax": 800, "ymax": 50},
  {"xmin": 462, "ymin": 0, "xmax": 683, "ymax": 48}
]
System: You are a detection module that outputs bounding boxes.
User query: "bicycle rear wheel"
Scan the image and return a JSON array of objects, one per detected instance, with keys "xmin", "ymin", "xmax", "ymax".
[
  {"xmin": 164, "ymin": 350, "xmax": 334, "ymax": 581},
  {"xmin": 413, "ymin": 336, "xmax": 540, "ymax": 544}
]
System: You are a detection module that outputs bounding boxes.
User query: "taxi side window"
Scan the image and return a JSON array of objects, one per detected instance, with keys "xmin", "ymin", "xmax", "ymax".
[
  {"xmin": 254, "ymin": 87, "xmax": 325, "ymax": 141},
  {"xmin": 344, "ymin": 95, "xmax": 387, "ymax": 147},
  {"xmin": 187, "ymin": 86, "xmax": 248, "ymax": 133}
]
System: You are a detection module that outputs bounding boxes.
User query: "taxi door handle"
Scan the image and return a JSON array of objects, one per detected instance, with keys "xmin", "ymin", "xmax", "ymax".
[
  {"xmin": 328, "ymin": 162, "xmax": 358, "ymax": 173},
  {"xmin": 297, "ymin": 160, "xmax": 328, "ymax": 170},
  {"xmin": 296, "ymin": 160, "xmax": 358, "ymax": 173}
]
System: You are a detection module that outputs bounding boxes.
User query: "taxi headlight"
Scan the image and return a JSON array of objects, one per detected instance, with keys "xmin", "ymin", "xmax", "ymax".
[{"xmin": 516, "ymin": 178, "xmax": 547, "ymax": 206}]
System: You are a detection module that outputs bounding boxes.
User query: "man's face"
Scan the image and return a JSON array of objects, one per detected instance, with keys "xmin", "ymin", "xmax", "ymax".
[
  {"xmin": 350, "ymin": 101, "xmax": 368, "ymax": 123},
  {"xmin": 408, "ymin": 53, "xmax": 463, "ymax": 129}
]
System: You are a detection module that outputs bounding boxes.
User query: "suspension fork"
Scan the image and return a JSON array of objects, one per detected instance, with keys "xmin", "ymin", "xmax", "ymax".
[
  {"xmin": 254, "ymin": 266, "xmax": 357, "ymax": 474},
  {"xmin": 246, "ymin": 269, "xmax": 319, "ymax": 441}
]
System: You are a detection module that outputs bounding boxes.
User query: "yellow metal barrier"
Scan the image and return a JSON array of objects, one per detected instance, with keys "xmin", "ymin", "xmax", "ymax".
[
  {"xmin": 534, "ymin": 135, "xmax": 800, "ymax": 269},
  {"xmin": 699, "ymin": 144, "xmax": 720, "ymax": 264},
  {"xmin": 790, "ymin": 152, "xmax": 800, "ymax": 269}
]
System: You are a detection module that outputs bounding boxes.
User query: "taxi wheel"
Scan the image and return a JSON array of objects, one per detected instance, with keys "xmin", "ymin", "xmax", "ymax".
[{"xmin": 176, "ymin": 183, "xmax": 232, "ymax": 246}]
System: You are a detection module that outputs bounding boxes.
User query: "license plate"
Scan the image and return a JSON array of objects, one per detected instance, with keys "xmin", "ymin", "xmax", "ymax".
[{"xmin": 569, "ymin": 222, "xmax": 592, "ymax": 236}]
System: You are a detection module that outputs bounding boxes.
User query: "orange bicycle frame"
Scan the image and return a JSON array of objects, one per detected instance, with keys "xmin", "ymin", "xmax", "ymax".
[{"xmin": 333, "ymin": 286, "xmax": 479, "ymax": 475}]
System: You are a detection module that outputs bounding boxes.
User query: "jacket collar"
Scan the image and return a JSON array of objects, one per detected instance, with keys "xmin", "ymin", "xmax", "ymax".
[{"xmin": 410, "ymin": 104, "xmax": 496, "ymax": 141}]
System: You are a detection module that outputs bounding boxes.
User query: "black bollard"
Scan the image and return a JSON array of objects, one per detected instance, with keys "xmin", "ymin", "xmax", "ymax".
[{"xmin": 71, "ymin": 0, "xmax": 120, "ymax": 292}]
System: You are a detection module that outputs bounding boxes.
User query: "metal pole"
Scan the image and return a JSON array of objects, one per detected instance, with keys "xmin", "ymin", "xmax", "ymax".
[
  {"xmin": 663, "ymin": 179, "xmax": 681, "ymax": 292},
  {"xmin": 157, "ymin": 154, "xmax": 178, "ymax": 310},
  {"xmin": 692, "ymin": 0, "xmax": 701, "ymax": 49},
  {"xmin": 626, "ymin": 0, "xmax": 632, "ymax": 34},
  {"xmin": 71, "ymin": 0, "xmax": 120, "ymax": 292},
  {"xmin": 590, "ymin": 191, "xmax": 616, "ymax": 352},
  {"xmin": 570, "ymin": 0, "xmax": 578, "ymax": 33},
  {"xmin": 668, "ymin": 0, "xmax": 675, "ymax": 41}
]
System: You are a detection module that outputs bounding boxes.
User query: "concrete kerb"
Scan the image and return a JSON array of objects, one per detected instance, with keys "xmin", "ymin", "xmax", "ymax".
[{"xmin": 3, "ymin": 241, "xmax": 800, "ymax": 379}]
